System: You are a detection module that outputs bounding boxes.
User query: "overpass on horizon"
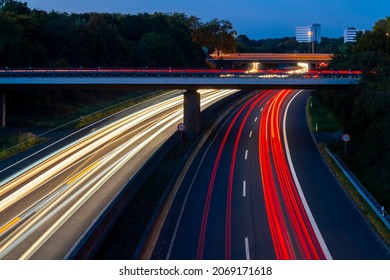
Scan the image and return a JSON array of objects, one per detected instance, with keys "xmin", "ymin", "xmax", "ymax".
[
  {"xmin": 208, "ymin": 53, "xmax": 333, "ymax": 69},
  {"xmin": 209, "ymin": 53, "xmax": 333, "ymax": 62}
]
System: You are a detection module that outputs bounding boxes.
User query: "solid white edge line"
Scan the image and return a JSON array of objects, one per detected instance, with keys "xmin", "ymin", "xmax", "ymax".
[
  {"xmin": 245, "ymin": 237, "xmax": 250, "ymax": 260},
  {"xmin": 283, "ymin": 89, "xmax": 333, "ymax": 260}
]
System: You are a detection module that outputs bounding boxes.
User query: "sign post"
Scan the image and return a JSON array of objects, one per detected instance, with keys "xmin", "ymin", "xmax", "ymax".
[
  {"xmin": 341, "ymin": 133, "xmax": 351, "ymax": 155},
  {"xmin": 177, "ymin": 123, "xmax": 185, "ymax": 150}
]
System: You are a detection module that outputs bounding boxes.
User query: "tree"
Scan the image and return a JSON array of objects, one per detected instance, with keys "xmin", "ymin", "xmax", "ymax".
[
  {"xmin": 1, "ymin": 0, "xmax": 29, "ymax": 14},
  {"xmin": 314, "ymin": 16, "xmax": 390, "ymax": 209},
  {"xmin": 236, "ymin": 36, "xmax": 345, "ymax": 54},
  {"xmin": 190, "ymin": 18, "xmax": 237, "ymax": 54},
  {"xmin": 0, "ymin": 1, "xmax": 221, "ymax": 67}
]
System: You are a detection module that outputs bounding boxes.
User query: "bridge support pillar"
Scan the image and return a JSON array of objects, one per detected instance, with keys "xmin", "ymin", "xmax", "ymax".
[
  {"xmin": 183, "ymin": 90, "xmax": 201, "ymax": 139},
  {"xmin": 308, "ymin": 63, "xmax": 319, "ymax": 70},
  {"xmin": 1, "ymin": 93, "xmax": 5, "ymax": 128}
]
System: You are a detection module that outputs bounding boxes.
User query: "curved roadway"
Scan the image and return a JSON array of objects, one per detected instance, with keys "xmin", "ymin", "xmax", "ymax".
[
  {"xmin": 157, "ymin": 89, "xmax": 390, "ymax": 260},
  {"xmin": 0, "ymin": 89, "xmax": 240, "ymax": 259}
]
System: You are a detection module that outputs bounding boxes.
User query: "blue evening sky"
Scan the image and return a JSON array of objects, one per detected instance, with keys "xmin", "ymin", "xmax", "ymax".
[{"xmin": 23, "ymin": 0, "xmax": 390, "ymax": 39}]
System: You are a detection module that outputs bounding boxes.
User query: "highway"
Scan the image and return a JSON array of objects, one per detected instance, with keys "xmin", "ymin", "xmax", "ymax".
[
  {"xmin": 157, "ymin": 89, "xmax": 390, "ymax": 260},
  {"xmin": 0, "ymin": 88, "xmax": 240, "ymax": 259}
]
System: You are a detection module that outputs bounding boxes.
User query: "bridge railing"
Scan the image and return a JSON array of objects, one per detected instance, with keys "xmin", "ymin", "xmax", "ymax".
[{"xmin": 0, "ymin": 67, "xmax": 362, "ymax": 79}]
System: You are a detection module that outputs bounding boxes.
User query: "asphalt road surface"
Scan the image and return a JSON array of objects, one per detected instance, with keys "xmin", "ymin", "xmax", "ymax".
[
  {"xmin": 157, "ymin": 89, "xmax": 390, "ymax": 260},
  {"xmin": 0, "ymin": 89, "xmax": 240, "ymax": 259}
]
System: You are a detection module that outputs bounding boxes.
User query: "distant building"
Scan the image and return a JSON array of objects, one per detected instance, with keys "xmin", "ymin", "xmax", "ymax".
[
  {"xmin": 296, "ymin": 24, "xmax": 321, "ymax": 43},
  {"xmin": 344, "ymin": 27, "xmax": 363, "ymax": 43}
]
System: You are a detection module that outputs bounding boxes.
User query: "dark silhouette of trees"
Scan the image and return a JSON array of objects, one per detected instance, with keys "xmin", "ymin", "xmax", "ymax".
[
  {"xmin": 0, "ymin": 1, "xmax": 238, "ymax": 68},
  {"xmin": 315, "ymin": 16, "xmax": 390, "ymax": 209},
  {"xmin": 236, "ymin": 35, "xmax": 344, "ymax": 54}
]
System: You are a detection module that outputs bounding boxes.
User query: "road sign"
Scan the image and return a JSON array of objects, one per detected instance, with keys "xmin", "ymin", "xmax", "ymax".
[
  {"xmin": 341, "ymin": 134, "xmax": 351, "ymax": 142},
  {"xmin": 177, "ymin": 123, "xmax": 185, "ymax": 131}
]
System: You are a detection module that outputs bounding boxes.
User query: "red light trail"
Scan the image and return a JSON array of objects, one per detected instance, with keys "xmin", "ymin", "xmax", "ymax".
[
  {"xmin": 259, "ymin": 89, "xmax": 326, "ymax": 259},
  {"xmin": 196, "ymin": 92, "xmax": 267, "ymax": 260},
  {"xmin": 196, "ymin": 89, "xmax": 329, "ymax": 260}
]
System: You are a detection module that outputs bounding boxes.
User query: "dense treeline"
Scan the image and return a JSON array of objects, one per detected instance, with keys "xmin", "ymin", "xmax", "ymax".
[
  {"xmin": 314, "ymin": 17, "xmax": 390, "ymax": 209},
  {"xmin": 1, "ymin": 0, "xmax": 350, "ymax": 68},
  {"xmin": 0, "ymin": 1, "xmax": 238, "ymax": 68},
  {"xmin": 236, "ymin": 34, "xmax": 345, "ymax": 53},
  {"xmin": 0, "ymin": 1, "xmax": 238, "ymax": 132}
]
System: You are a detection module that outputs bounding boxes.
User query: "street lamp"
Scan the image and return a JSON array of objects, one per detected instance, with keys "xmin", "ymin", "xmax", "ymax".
[
  {"xmin": 308, "ymin": 31, "xmax": 313, "ymax": 53},
  {"xmin": 220, "ymin": 31, "xmax": 223, "ymax": 56}
]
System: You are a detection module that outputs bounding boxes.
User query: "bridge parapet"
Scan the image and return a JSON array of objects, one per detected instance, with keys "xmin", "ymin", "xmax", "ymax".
[
  {"xmin": 0, "ymin": 68, "xmax": 361, "ymax": 90},
  {"xmin": 0, "ymin": 67, "xmax": 359, "ymax": 78}
]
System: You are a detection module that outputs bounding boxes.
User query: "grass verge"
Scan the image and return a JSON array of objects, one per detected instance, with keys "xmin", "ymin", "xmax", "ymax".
[
  {"xmin": 317, "ymin": 144, "xmax": 390, "ymax": 247},
  {"xmin": 0, "ymin": 131, "xmax": 46, "ymax": 160},
  {"xmin": 307, "ymin": 96, "xmax": 390, "ymax": 247},
  {"xmin": 74, "ymin": 91, "xmax": 163, "ymax": 129},
  {"xmin": 307, "ymin": 96, "xmax": 342, "ymax": 132}
]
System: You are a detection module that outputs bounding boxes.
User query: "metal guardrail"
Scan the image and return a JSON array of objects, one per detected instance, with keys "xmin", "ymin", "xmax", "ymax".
[{"xmin": 324, "ymin": 147, "xmax": 390, "ymax": 230}]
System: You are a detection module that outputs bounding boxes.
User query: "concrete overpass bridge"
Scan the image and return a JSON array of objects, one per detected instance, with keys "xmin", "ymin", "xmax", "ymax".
[
  {"xmin": 208, "ymin": 53, "xmax": 333, "ymax": 69},
  {"xmin": 0, "ymin": 68, "xmax": 360, "ymax": 138},
  {"xmin": 209, "ymin": 53, "xmax": 332, "ymax": 63}
]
